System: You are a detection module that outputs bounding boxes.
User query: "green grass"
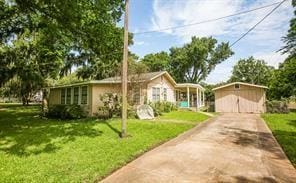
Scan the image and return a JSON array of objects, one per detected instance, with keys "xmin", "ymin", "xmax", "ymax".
[
  {"xmin": 159, "ymin": 110, "xmax": 209, "ymax": 123},
  {"xmin": 0, "ymin": 106, "xmax": 209, "ymax": 182},
  {"xmin": 262, "ymin": 112, "xmax": 296, "ymax": 167}
]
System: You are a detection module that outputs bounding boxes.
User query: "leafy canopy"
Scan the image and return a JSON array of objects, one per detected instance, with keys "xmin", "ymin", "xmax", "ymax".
[
  {"xmin": 229, "ymin": 57, "xmax": 274, "ymax": 85},
  {"xmin": 139, "ymin": 37, "xmax": 233, "ymax": 83},
  {"xmin": 0, "ymin": 0, "xmax": 126, "ymax": 103},
  {"xmin": 281, "ymin": 0, "xmax": 296, "ymax": 56},
  {"xmin": 268, "ymin": 56, "xmax": 296, "ymax": 100},
  {"xmin": 140, "ymin": 51, "xmax": 170, "ymax": 72},
  {"xmin": 169, "ymin": 36, "xmax": 233, "ymax": 83}
]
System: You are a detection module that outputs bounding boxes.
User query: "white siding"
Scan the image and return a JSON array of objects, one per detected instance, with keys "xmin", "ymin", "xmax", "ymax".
[{"xmin": 147, "ymin": 75, "xmax": 175, "ymax": 103}]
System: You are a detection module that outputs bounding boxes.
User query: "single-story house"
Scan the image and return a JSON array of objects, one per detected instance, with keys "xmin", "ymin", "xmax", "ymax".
[
  {"xmin": 213, "ymin": 82, "xmax": 267, "ymax": 113},
  {"xmin": 49, "ymin": 71, "xmax": 205, "ymax": 116}
]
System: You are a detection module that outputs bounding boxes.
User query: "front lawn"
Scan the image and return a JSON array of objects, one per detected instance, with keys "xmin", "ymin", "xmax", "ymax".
[
  {"xmin": 159, "ymin": 110, "xmax": 209, "ymax": 123},
  {"xmin": 0, "ymin": 106, "xmax": 209, "ymax": 182},
  {"xmin": 262, "ymin": 112, "xmax": 296, "ymax": 167}
]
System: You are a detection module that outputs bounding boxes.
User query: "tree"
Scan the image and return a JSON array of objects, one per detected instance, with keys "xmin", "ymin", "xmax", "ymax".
[
  {"xmin": 229, "ymin": 57, "xmax": 274, "ymax": 85},
  {"xmin": 0, "ymin": 29, "xmax": 64, "ymax": 105},
  {"xmin": 128, "ymin": 54, "xmax": 148, "ymax": 75},
  {"xmin": 281, "ymin": 0, "xmax": 296, "ymax": 56},
  {"xmin": 140, "ymin": 51, "xmax": 170, "ymax": 72},
  {"xmin": 0, "ymin": 49, "xmax": 14, "ymax": 87},
  {"xmin": 268, "ymin": 56, "xmax": 296, "ymax": 99},
  {"xmin": 0, "ymin": 77, "xmax": 21, "ymax": 101},
  {"xmin": 0, "ymin": 0, "xmax": 127, "ymax": 104},
  {"xmin": 168, "ymin": 36, "xmax": 233, "ymax": 83}
]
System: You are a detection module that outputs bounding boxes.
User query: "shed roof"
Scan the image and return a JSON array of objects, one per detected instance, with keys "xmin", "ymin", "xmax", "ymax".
[{"xmin": 212, "ymin": 82, "xmax": 268, "ymax": 91}]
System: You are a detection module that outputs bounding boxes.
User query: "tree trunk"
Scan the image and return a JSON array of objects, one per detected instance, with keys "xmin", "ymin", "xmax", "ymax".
[
  {"xmin": 22, "ymin": 96, "xmax": 26, "ymax": 106},
  {"xmin": 42, "ymin": 89, "xmax": 49, "ymax": 117}
]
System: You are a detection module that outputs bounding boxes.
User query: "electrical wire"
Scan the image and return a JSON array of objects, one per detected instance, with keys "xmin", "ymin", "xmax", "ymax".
[
  {"xmin": 133, "ymin": 1, "xmax": 283, "ymax": 35},
  {"xmin": 230, "ymin": 0, "xmax": 288, "ymax": 47}
]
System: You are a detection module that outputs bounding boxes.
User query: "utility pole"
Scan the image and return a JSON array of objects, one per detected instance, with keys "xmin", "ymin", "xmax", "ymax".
[{"xmin": 121, "ymin": 0, "xmax": 129, "ymax": 138}]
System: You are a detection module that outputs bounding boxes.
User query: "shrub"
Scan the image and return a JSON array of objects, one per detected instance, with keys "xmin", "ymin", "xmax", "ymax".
[
  {"xmin": 266, "ymin": 100, "xmax": 289, "ymax": 113},
  {"xmin": 149, "ymin": 101, "xmax": 177, "ymax": 116},
  {"xmin": 97, "ymin": 106, "xmax": 112, "ymax": 119},
  {"xmin": 97, "ymin": 93, "xmax": 136, "ymax": 119},
  {"xmin": 47, "ymin": 104, "xmax": 86, "ymax": 119}
]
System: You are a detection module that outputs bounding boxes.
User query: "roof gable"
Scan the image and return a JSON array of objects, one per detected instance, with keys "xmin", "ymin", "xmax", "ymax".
[
  {"xmin": 212, "ymin": 82, "xmax": 268, "ymax": 91},
  {"xmin": 98, "ymin": 71, "xmax": 177, "ymax": 85}
]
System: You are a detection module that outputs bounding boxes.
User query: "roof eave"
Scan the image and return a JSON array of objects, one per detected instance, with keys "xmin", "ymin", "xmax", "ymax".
[
  {"xmin": 212, "ymin": 82, "xmax": 268, "ymax": 91},
  {"xmin": 175, "ymin": 83, "xmax": 205, "ymax": 90}
]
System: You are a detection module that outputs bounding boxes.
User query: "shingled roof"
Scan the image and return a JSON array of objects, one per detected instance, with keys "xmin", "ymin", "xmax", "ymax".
[
  {"xmin": 99, "ymin": 71, "xmax": 168, "ymax": 83},
  {"xmin": 50, "ymin": 71, "xmax": 177, "ymax": 88}
]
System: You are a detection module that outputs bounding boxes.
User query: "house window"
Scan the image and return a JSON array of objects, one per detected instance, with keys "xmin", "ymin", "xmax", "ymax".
[
  {"xmin": 61, "ymin": 88, "xmax": 66, "ymax": 104},
  {"xmin": 81, "ymin": 86, "xmax": 88, "ymax": 104},
  {"xmin": 66, "ymin": 88, "xmax": 72, "ymax": 104},
  {"xmin": 152, "ymin": 87, "xmax": 160, "ymax": 101},
  {"xmin": 234, "ymin": 84, "xmax": 240, "ymax": 89},
  {"xmin": 133, "ymin": 86, "xmax": 141, "ymax": 105},
  {"xmin": 163, "ymin": 88, "xmax": 167, "ymax": 101},
  {"xmin": 73, "ymin": 87, "xmax": 79, "ymax": 104}
]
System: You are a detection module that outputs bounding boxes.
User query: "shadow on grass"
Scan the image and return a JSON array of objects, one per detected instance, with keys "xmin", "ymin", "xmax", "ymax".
[
  {"xmin": 0, "ymin": 107, "xmax": 103, "ymax": 156},
  {"xmin": 99, "ymin": 120, "xmax": 121, "ymax": 136},
  {"xmin": 288, "ymin": 119, "xmax": 296, "ymax": 128}
]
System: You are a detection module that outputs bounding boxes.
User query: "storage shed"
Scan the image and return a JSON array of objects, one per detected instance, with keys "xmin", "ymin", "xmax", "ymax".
[{"xmin": 213, "ymin": 82, "xmax": 267, "ymax": 113}]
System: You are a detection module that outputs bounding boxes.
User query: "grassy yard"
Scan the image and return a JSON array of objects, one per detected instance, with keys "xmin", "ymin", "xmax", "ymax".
[
  {"xmin": 158, "ymin": 110, "xmax": 210, "ymax": 123},
  {"xmin": 0, "ymin": 106, "xmax": 209, "ymax": 182},
  {"xmin": 262, "ymin": 112, "xmax": 296, "ymax": 167}
]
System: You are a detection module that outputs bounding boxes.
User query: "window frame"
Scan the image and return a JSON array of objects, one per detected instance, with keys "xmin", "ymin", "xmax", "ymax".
[
  {"xmin": 61, "ymin": 88, "xmax": 66, "ymax": 104},
  {"xmin": 234, "ymin": 84, "xmax": 240, "ymax": 90},
  {"xmin": 66, "ymin": 87, "xmax": 72, "ymax": 104},
  {"xmin": 73, "ymin": 87, "xmax": 79, "ymax": 104},
  {"xmin": 152, "ymin": 87, "xmax": 160, "ymax": 102},
  {"xmin": 163, "ymin": 88, "xmax": 168, "ymax": 101},
  {"xmin": 81, "ymin": 86, "xmax": 88, "ymax": 105},
  {"xmin": 132, "ymin": 86, "xmax": 141, "ymax": 105}
]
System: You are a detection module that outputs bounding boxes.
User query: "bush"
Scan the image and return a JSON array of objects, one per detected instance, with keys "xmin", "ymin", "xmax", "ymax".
[
  {"xmin": 97, "ymin": 93, "xmax": 136, "ymax": 119},
  {"xmin": 266, "ymin": 100, "xmax": 289, "ymax": 113},
  {"xmin": 97, "ymin": 106, "xmax": 112, "ymax": 119},
  {"xmin": 149, "ymin": 101, "xmax": 177, "ymax": 116},
  {"xmin": 47, "ymin": 104, "xmax": 86, "ymax": 119}
]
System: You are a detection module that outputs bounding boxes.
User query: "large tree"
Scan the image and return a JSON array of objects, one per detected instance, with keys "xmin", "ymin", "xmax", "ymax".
[
  {"xmin": 0, "ymin": 29, "xmax": 64, "ymax": 104},
  {"xmin": 168, "ymin": 36, "xmax": 233, "ymax": 83},
  {"xmin": 140, "ymin": 51, "xmax": 170, "ymax": 72},
  {"xmin": 281, "ymin": 0, "xmax": 296, "ymax": 56},
  {"xmin": 269, "ymin": 56, "xmax": 296, "ymax": 99},
  {"xmin": 0, "ymin": 0, "xmax": 127, "ymax": 103},
  {"xmin": 229, "ymin": 57, "xmax": 274, "ymax": 85}
]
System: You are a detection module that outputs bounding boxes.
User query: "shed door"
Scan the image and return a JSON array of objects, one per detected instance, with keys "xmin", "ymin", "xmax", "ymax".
[
  {"xmin": 238, "ymin": 89, "xmax": 261, "ymax": 113},
  {"xmin": 216, "ymin": 89, "xmax": 263, "ymax": 113},
  {"xmin": 216, "ymin": 90, "xmax": 239, "ymax": 113}
]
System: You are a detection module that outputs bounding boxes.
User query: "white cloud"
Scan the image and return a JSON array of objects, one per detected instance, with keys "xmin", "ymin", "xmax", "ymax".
[
  {"xmin": 151, "ymin": 0, "xmax": 293, "ymax": 44},
  {"xmin": 205, "ymin": 58, "xmax": 236, "ymax": 84},
  {"xmin": 148, "ymin": 0, "xmax": 293, "ymax": 84},
  {"xmin": 134, "ymin": 41, "xmax": 146, "ymax": 46},
  {"xmin": 254, "ymin": 51, "xmax": 288, "ymax": 68}
]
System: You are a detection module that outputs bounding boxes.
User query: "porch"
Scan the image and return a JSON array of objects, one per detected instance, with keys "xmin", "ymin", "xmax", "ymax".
[{"xmin": 175, "ymin": 83, "xmax": 205, "ymax": 110}]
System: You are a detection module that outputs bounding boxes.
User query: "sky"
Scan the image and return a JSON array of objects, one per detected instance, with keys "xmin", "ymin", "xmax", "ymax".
[{"xmin": 127, "ymin": 0, "xmax": 294, "ymax": 84}]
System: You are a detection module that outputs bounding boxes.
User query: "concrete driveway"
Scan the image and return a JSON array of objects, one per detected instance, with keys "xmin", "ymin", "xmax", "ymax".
[{"xmin": 102, "ymin": 113, "xmax": 296, "ymax": 183}]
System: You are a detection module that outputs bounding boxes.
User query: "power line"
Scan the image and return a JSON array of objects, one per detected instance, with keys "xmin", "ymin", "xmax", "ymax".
[
  {"xmin": 133, "ymin": 1, "xmax": 283, "ymax": 35},
  {"xmin": 230, "ymin": 0, "xmax": 287, "ymax": 47},
  {"xmin": 93, "ymin": 1, "xmax": 287, "ymax": 59}
]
